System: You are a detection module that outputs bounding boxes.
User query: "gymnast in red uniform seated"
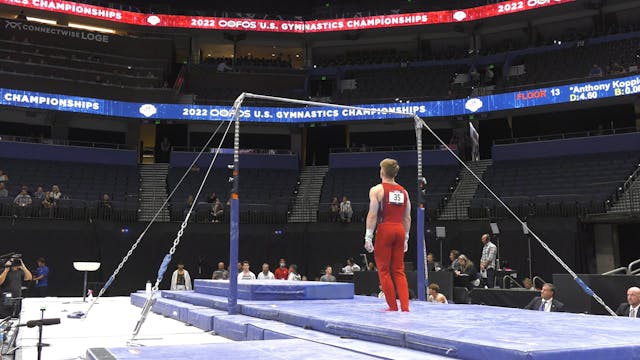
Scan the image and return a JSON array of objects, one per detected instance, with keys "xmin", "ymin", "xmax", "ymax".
[{"xmin": 364, "ymin": 158, "xmax": 411, "ymax": 312}]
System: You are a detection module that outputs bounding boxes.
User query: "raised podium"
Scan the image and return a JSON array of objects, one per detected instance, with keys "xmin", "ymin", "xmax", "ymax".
[{"xmin": 73, "ymin": 262, "xmax": 100, "ymax": 302}]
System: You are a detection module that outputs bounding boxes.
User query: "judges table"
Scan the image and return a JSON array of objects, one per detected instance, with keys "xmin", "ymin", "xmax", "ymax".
[
  {"xmin": 469, "ymin": 288, "xmax": 538, "ymax": 308},
  {"xmin": 351, "ymin": 271, "xmax": 453, "ymax": 301}
]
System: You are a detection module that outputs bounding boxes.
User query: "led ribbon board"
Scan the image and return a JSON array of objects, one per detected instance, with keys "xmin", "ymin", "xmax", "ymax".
[
  {"xmin": 1, "ymin": 75, "xmax": 638, "ymax": 122},
  {"xmin": 0, "ymin": 0, "xmax": 573, "ymax": 32}
]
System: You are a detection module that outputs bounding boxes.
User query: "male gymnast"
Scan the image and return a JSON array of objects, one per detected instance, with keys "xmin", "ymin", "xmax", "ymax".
[{"xmin": 364, "ymin": 158, "xmax": 411, "ymax": 312}]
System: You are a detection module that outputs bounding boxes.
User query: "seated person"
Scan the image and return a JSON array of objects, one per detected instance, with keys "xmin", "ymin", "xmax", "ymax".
[
  {"xmin": 427, "ymin": 253, "xmax": 441, "ymax": 271},
  {"xmin": 427, "ymin": 283, "xmax": 448, "ymax": 304},
  {"xmin": 522, "ymin": 277, "xmax": 536, "ymax": 291},
  {"xmin": 341, "ymin": 258, "xmax": 361, "ymax": 274},
  {"xmin": 454, "ymin": 254, "xmax": 479, "ymax": 289},
  {"xmin": 524, "ymin": 283, "xmax": 564, "ymax": 312},
  {"xmin": 287, "ymin": 264, "xmax": 301, "ymax": 281},
  {"xmin": 615, "ymin": 286, "xmax": 640, "ymax": 318},
  {"xmin": 238, "ymin": 261, "xmax": 256, "ymax": 281}
]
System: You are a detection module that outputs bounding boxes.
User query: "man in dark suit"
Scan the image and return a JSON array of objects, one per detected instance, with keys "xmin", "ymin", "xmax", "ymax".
[
  {"xmin": 615, "ymin": 286, "xmax": 640, "ymax": 318},
  {"xmin": 524, "ymin": 283, "xmax": 564, "ymax": 312}
]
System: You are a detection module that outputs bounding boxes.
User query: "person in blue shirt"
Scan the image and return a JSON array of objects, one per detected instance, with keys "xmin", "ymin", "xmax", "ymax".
[{"xmin": 33, "ymin": 257, "xmax": 49, "ymax": 297}]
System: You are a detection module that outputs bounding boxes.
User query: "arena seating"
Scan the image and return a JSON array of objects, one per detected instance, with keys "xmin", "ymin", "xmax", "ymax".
[
  {"xmin": 185, "ymin": 64, "xmax": 308, "ymax": 104},
  {"xmin": 0, "ymin": 157, "xmax": 138, "ymax": 221},
  {"xmin": 504, "ymin": 35, "xmax": 640, "ymax": 90},
  {"xmin": 469, "ymin": 151, "xmax": 640, "ymax": 218},
  {"xmin": 167, "ymin": 167, "xmax": 297, "ymax": 223},
  {"xmin": 319, "ymin": 165, "xmax": 459, "ymax": 221},
  {"xmin": 0, "ymin": 18, "xmax": 174, "ymax": 102}
]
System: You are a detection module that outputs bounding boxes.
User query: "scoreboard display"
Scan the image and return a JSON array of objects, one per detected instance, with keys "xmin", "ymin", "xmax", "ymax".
[{"xmin": 1, "ymin": 75, "xmax": 639, "ymax": 123}]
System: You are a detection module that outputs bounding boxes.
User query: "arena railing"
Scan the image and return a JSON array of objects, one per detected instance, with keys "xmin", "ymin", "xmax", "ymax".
[
  {"xmin": 0, "ymin": 198, "xmax": 138, "ymax": 222},
  {"xmin": 171, "ymin": 146, "xmax": 292, "ymax": 155},
  {"xmin": 167, "ymin": 202, "xmax": 288, "ymax": 224},
  {"xmin": 494, "ymin": 127, "xmax": 638, "ymax": 145},
  {"xmin": 0, "ymin": 134, "xmax": 136, "ymax": 150},
  {"xmin": 329, "ymin": 144, "xmax": 440, "ymax": 153}
]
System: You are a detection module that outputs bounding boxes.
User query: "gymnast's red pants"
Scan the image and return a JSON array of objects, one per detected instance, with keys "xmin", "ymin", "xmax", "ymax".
[{"xmin": 374, "ymin": 222, "xmax": 409, "ymax": 311}]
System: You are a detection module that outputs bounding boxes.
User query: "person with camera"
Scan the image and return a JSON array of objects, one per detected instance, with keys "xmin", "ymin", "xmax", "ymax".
[{"xmin": 0, "ymin": 256, "xmax": 33, "ymax": 317}]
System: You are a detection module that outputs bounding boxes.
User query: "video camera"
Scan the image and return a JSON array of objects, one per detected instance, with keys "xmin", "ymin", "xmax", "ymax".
[{"xmin": 0, "ymin": 252, "xmax": 22, "ymax": 268}]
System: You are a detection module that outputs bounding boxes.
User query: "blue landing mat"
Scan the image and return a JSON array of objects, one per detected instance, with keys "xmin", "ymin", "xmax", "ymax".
[
  {"xmin": 86, "ymin": 339, "xmax": 380, "ymax": 360},
  {"xmin": 194, "ymin": 279, "xmax": 354, "ymax": 300},
  {"xmin": 240, "ymin": 297, "xmax": 640, "ymax": 359}
]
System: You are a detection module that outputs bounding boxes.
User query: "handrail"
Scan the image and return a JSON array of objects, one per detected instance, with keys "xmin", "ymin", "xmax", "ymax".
[
  {"xmin": 330, "ymin": 144, "xmax": 440, "ymax": 153},
  {"xmin": 503, "ymin": 275, "xmax": 523, "ymax": 289},
  {"xmin": 0, "ymin": 134, "xmax": 136, "ymax": 150},
  {"xmin": 601, "ymin": 267, "xmax": 629, "ymax": 275},
  {"xmin": 532, "ymin": 276, "xmax": 546, "ymax": 287},
  {"xmin": 494, "ymin": 127, "xmax": 638, "ymax": 145},
  {"xmin": 629, "ymin": 259, "xmax": 640, "ymax": 275}
]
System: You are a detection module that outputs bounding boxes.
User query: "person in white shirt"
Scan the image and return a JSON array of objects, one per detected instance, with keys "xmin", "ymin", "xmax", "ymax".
[
  {"xmin": 170, "ymin": 261, "xmax": 192, "ymax": 291},
  {"xmin": 238, "ymin": 261, "xmax": 256, "ymax": 281},
  {"xmin": 341, "ymin": 258, "xmax": 361, "ymax": 274},
  {"xmin": 287, "ymin": 264, "xmax": 301, "ymax": 281},
  {"xmin": 257, "ymin": 263, "xmax": 275, "ymax": 280}
]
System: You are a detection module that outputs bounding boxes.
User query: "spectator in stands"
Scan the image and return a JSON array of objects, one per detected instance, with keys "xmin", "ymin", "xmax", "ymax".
[
  {"xmin": 342, "ymin": 258, "xmax": 361, "ymax": 274},
  {"xmin": 50, "ymin": 185, "xmax": 62, "ymax": 201},
  {"xmin": 484, "ymin": 65, "xmax": 495, "ymax": 84},
  {"xmin": 0, "ymin": 170, "xmax": 9, "ymax": 183},
  {"xmin": 170, "ymin": 261, "xmax": 192, "ymax": 291},
  {"xmin": 448, "ymin": 250, "xmax": 460, "ymax": 271},
  {"xmin": 33, "ymin": 186, "xmax": 45, "ymax": 200},
  {"xmin": 0, "ymin": 183, "xmax": 7, "ymax": 198},
  {"xmin": 238, "ymin": 261, "xmax": 256, "ymax": 281},
  {"xmin": 329, "ymin": 197, "xmax": 340, "ymax": 222},
  {"xmin": 469, "ymin": 65, "xmax": 480, "ymax": 84},
  {"xmin": 339, "ymin": 196, "xmax": 353, "ymax": 223},
  {"xmin": 275, "ymin": 259, "xmax": 289, "ymax": 280},
  {"xmin": 16, "ymin": 10, "xmax": 26, "ymax": 20},
  {"xmin": 615, "ymin": 286, "xmax": 640, "ymax": 318},
  {"xmin": 427, "ymin": 283, "xmax": 448, "ymax": 304},
  {"xmin": 14, "ymin": 187, "xmax": 32, "ymax": 208},
  {"xmin": 33, "ymin": 257, "xmax": 49, "ymax": 297},
  {"xmin": 454, "ymin": 254, "xmax": 479, "ymax": 290},
  {"xmin": 190, "ymin": 164, "xmax": 200, "ymax": 173},
  {"xmin": 524, "ymin": 283, "xmax": 564, "ymax": 312},
  {"xmin": 610, "ymin": 61, "xmax": 625, "ymax": 75},
  {"xmin": 320, "ymin": 266, "xmax": 336, "ymax": 282},
  {"xmin": 97, "ymin": 193, "xmax": 113, "ymax": 219},
  {"xmin": 367, "ymin": 262, "xmax": 377, "ymax": 271},
  {"xmin": 257, "ymin": 263, "xmax": 275, "ymax": 280},
  {"xmin": 43, "ymin": 191, "xmax": 55, "ymax": 209},
  {"xmin": 217, "ymin": 60, "xmax": 232, "ymax": 72},
  {"xmin": 480, "ymin": 234, "xmax": 497, "ymax": 288},
  {"xmin": 210, "ymin": 196, "xmax": 224, "ymax": 223},
  {"xmin": 522, "ymin": 278, "xmax": 536, "ymax": 291},
  {"xmin": 159, "ymin": 137, "xmax": 171, "ymax": 163},
  {"xmin": 183, "ymin": 195, "xmax": 194, "ymax": 218},
  {"xmin": 589, "ymin": 64, "xmax": 603, "ymax": 77},
  {"xmin": 287, "ymin": 264, "xmax": 301, "ymax": 281},
  {"xmin": 427, "ymin": 253, "xmax": 441, "ymax": 271},
  {"xmin": 212, "ymin": 262, "xmax": 229, "ymax": 280}
]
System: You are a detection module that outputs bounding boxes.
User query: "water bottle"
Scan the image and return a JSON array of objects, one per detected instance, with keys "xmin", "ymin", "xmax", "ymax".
[{"xmin": 145, "ymin": 280, "xmax": 152, "ymax": 294}]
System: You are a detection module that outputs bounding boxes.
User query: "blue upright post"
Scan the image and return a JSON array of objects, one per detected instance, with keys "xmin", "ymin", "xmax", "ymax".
[
  {"xmin": 416, "ymin": 206, "xmax": 426, "ymax": 301},
  {"xmin": 228, "ymin": 98, "xmax": 242, "ymax": 315},
  {"xmin": 414, "ymin": 115, "xmax": 427, "ymax": 301}
]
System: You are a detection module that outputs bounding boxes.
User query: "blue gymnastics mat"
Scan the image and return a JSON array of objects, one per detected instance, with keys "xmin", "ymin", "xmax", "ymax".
[
  {"xmin": 133, "ymin": 290, "xmax": 640, "ymax": 359},
  {"xmin": 86, "ymin": 339, "xmax": 387, "ymax": 360},
  {"xmin": 239, "ymin": 296, "xmax": 640, "ymax": 359},
  {"xmin": 194, "ymin": 279, "xmax": 354, "ymax": 300}
]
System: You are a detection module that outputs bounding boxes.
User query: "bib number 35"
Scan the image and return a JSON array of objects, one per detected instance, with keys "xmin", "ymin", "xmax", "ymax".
[{"xmin": 389, "ymin": 191, "xmax": 405, "ymax": 205}]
